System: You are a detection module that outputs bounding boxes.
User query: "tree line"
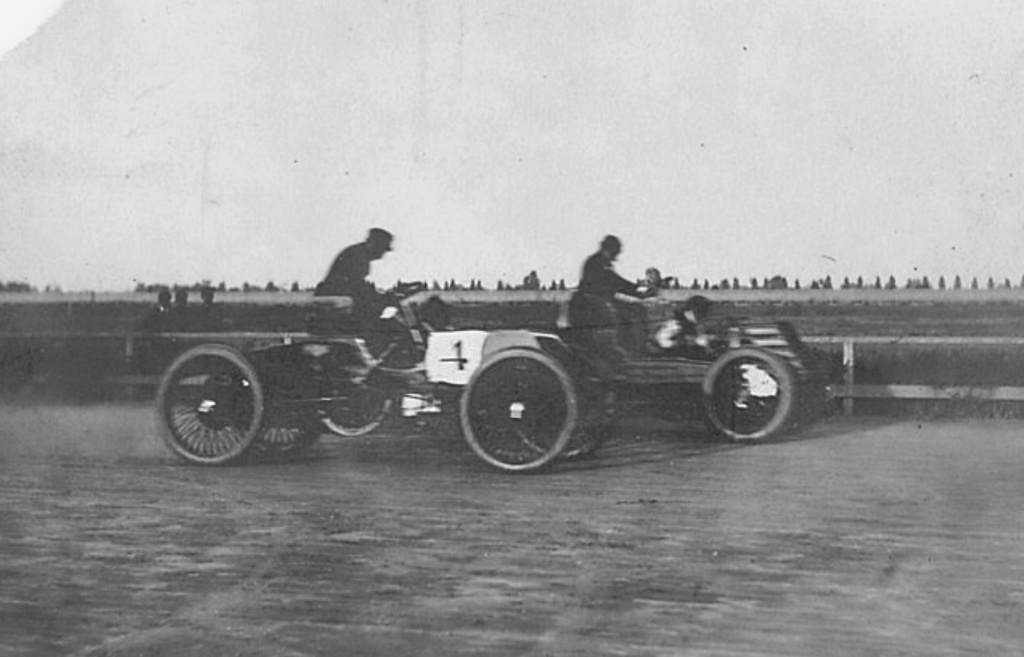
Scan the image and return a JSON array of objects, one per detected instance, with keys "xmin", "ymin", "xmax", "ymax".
[
  {"xmin": 0, "ymin": 281, "xmax": 35, "ymax": 293},
  {"xmin": 5, "ymin": 272, "xmax": 1024, "ymax": 295},
  {"xmin": 423, "ymin": 273, "xmax": 1024, "ymax": 292}
]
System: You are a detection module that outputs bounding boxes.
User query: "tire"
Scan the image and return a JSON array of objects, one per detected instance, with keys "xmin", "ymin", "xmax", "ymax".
[
  {"xmin": 251, "ymin": 406, "xmax": 322, "ymax": 460},
  {"xmin": 319, "ymin": 388, "xmax": 393, "ymax": 437},
  {"xmin": 156, "ymin": 344, "xmax": 265, "ymax": 465},
  {"xmin": 461, "ymin": 348, "xmax": 578, "ymax": 473},
  {"xmin": 702, "ymin": 348, "xmax": 796, "ymax": 442}
]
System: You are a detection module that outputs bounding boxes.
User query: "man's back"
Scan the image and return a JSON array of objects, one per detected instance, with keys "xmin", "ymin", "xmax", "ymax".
[
  {"xmin": 578, "ymin": 251, "xmax": 638, "ymax": 300},
  {"xmin": 315, "ymin": 243, "xmax": 371, "ymax": 297}
]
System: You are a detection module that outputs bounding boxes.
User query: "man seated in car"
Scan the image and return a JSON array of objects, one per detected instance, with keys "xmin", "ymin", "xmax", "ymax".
[
  {"xmin": 316, "ymin": 227, "xmax": 392, "ymax": 299},
  {"xmin": 652, "ymin": 294, "xmax": 715, "ymax": 358},
  {"xmin": 313, "ymin": 227, "xmax": 394, "ymax": 340}
]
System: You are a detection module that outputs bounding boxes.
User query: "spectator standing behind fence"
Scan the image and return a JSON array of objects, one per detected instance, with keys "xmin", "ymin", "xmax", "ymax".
[
  {"xmin": 197, "ymin": 285, "xmax": 222, "ymax": 331},
  {"xmin": 135, "ymin": 289, "xmax": 174, "ymax": 377},
  {"xmin": 173, "ymin": 288, "xmax": 188, "ymax": 310},
  {"xmin": 168, "ymin": 288, "xmax": 196, "ymax": 331},
  {"xmin": 140, "ymin": 289, "xmax": 173, "ymax": 333}
]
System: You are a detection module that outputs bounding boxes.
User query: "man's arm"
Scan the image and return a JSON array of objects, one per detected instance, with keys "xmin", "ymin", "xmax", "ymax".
[
  {"xmin": 581, "ymin": 254, "xmax": 642, "ymax": 298},
  {"xmin": 604, "ymin": 266, "xmax": 642, "ymax": 298}
]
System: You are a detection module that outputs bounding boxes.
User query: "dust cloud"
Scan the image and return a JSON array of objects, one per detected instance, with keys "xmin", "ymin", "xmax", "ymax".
[{"xmin": 0, "ymin": 402, "xmax": 164, "ymax": 461}]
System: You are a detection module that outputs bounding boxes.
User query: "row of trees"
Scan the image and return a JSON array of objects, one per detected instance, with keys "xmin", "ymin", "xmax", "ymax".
[
  {"xmin": 134, "ymin": 280, "xmax": 305, "ymax": 294},
  {"xmin": 8, "ymin": 273, "xmax": 1024, "ymax": 295},
  {"xmin": 132, "ymin": 275, "xmax": 574, "ymax": 294},
  {"xmin": 686, "ymin": 274, "xmax": 1024, "ymax": 291},
  {"xmin": 436, "ymin": 274, "xmax": 1024, "ymax": 292},
  {"xmin": 426, "ymin": 271, "xmax": 575, "ymax": 292},
  {"xmin": 0, "ymin": 281, "xmax": 36, "ymax": 293}
]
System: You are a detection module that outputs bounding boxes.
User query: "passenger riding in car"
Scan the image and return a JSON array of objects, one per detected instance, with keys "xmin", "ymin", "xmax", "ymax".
[{"xmin": 652, "ymin": 294, "xmax": 715, "ymax": 357}]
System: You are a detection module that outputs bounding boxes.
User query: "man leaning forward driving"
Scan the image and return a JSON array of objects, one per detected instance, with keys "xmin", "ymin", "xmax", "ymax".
[
  {"xmin": 314, "ymin": 227, "xmax": 394, "ymax": 336},
  {"xmin": 568, "ymin": 235, "xmax": 650, "ymax": 369}
]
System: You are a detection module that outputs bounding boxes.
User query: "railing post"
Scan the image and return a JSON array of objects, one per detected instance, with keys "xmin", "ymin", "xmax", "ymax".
[
  {"xmin": 842, "ymin": 339, "xmax": 855, "ymax": 416},
  {"xmin": 124, "ymin": 332, "xmax": 135, "ymax": 366},
  {"xmin": 124, "ymin": 332, "xmax": 137, "ymax": 400}
]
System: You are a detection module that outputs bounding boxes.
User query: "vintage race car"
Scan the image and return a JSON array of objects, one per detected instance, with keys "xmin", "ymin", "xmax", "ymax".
[
  {"xmin": 445, "ymin": 295, "xmax": 829, "ymax": 471},
  {"xmin": 155, "ymin": 290, "xmax": 828, "ymax": 473}
]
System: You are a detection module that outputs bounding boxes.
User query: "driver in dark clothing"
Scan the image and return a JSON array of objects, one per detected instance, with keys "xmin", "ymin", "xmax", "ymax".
[
  {"xmin": 568, "ymin": 235, "xmax": 649, "ymax": 367},
  {"xmin": 576, "ymin": 235, "xmax": 642, "ymax": 302},
  {"xmin": 315, "ymin": 227, "xmax": 393, "ymax": 300},
  {"xmin": 314, "ymin": 228, "xmax": 394, "ymax": 338}
]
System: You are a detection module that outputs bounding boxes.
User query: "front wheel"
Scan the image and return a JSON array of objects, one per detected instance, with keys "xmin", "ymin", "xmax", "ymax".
[
  {"xmin": 461, "ymin": 348, "xmax": 578, "ymax": 472},
  {"xmin": 702, "ymin": 348, "xmax": 796, "ymax": 442},
  {"xmin": 155, "ymin": 344, "xmax": 265, "ymax": 465}
]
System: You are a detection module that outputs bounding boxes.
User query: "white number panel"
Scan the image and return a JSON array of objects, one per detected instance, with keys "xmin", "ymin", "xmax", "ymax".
[{"xmin": 425, "ymin": 330, "xmax": 489, "ymax": 386}]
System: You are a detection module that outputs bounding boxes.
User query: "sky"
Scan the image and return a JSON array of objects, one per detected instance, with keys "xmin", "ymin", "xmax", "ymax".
[
  {"xmin": 0, "ymin": 1, "xmax": 64, "ymax": 57},
  {"xmin": 1, "ymin": 0, "xmax": 1023, "ymax": 291}
]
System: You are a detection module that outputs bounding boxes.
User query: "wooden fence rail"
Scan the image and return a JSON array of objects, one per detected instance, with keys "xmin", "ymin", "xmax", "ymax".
[
  {"xmin": 6, "ymin": 332, "xmax": 1024, "ymax": 414},
  {"xmin": 803, "ymin": 336, "xmax": 1024, "ymax": 415}
]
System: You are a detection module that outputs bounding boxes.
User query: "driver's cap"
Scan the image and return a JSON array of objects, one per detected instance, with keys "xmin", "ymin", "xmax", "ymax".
[{"xmin": 368, "ymin": 227, "xmax": 393, "ymax": 251}]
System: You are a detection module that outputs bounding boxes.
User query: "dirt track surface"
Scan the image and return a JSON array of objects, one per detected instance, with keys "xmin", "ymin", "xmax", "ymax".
[{"xmin": 1, "ymin": 405, "xmax": 1023, "ymax": 656}]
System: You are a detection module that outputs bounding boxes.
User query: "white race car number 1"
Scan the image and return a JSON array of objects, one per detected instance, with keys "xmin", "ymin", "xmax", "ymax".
[{"xmin": 425, "ymin": 330, "xmax": 488, "ymax": 386}]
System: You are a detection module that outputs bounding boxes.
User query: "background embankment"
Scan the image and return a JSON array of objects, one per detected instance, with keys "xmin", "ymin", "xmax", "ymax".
[
  {"xmin": 3, "ymin": 291, "xmax": 1024, "ymax": 418},
  {"xmin": 7, "ymin": 288, "xmax": 1024, "ymax": 335}
]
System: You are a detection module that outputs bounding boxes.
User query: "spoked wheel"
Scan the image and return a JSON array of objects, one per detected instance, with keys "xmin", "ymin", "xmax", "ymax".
[
  {"xmin": 702, "ymin": 348, "xmax": 796, "ymax": 442},
  {"xmin": 461, "ymin": 348, "xmax": 578, "ymax": 473},
  {"xmin": 319, "ymin": 386, "xmax": 393, "ymax": 437},
  {"xmin": 156, "ymin": 345, "xmax": 265, "ymax": 465},
  {"xmin": 251, "ymin": 406, "xmax": 322, "ymax": 460}
]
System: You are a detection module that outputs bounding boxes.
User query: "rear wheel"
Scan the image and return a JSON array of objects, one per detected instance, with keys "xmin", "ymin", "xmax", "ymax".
[
  {"xmin": 252, "ymin": 406, "xmax": 322, "ymax": 460},
  {"xmin": 319, "ymin": 386, "xmax": 393, "ymax": 437},
  {"xmin": 156, "ymin": 345, "xmax": 264, "ymax": 464},
  {"xmin": 702, "ymin": 348, "xmax": 796, "ymax": 442},
  {"xmin": 461, "ymin": 348, "xmax": 578, "ymax": 472}
]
